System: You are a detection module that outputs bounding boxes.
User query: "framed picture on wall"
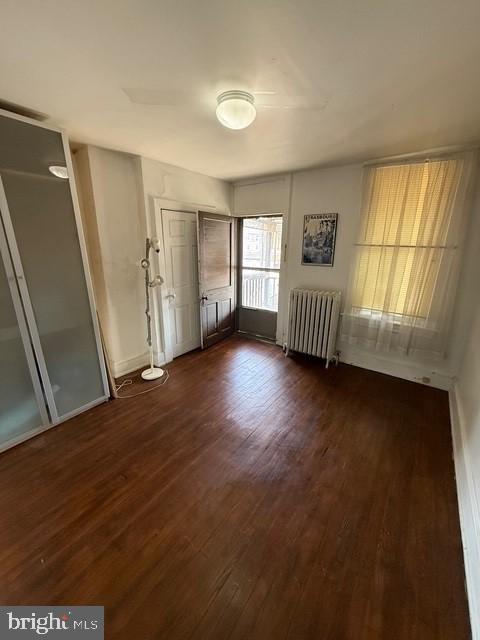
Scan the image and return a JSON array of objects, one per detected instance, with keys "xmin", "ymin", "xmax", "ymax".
[{"xmin": 302, "ymin": 213, "xmax": 338, "ymax": 266}]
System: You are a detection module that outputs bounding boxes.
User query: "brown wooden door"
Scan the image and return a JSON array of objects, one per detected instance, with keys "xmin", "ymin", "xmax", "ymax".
[{"xmin": 198, "ymin": 211, "xmax": 236, "ymax": 348}]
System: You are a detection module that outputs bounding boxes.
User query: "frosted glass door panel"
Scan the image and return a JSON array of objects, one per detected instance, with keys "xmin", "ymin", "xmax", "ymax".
[
  {"xmin": 0, "ymin": 243, "xmax": 44, "ymax": 442},
  {"xmin": 0, "ymin": 115, "xmax": 104, "ymax": 418}
]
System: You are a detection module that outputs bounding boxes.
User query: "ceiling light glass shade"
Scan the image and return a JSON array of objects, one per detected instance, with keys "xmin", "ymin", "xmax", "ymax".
[
  {"xmin": 48, "ymin": 165, "xmax": 69, "ymax": 179},
  {"xmin": 216, "ymin": 91, "xmax": 256, "ymax": 130}
]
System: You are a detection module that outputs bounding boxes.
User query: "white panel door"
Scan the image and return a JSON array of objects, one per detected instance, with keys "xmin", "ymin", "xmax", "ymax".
[{"xmin": 162, "ymin": 210, "xmax": 201, "ymax": 358}]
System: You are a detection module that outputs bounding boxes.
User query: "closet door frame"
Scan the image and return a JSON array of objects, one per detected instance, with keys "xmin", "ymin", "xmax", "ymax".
[
  {"xmin": 0, "ymin": 215, "xmax": 51, "ymax": 451},
  {"xmin": 60, "ymin": 120, "xmax": 110, "ymax": 415},
  {"xmin": 0, "ymin": 176, "xmax": 60, "ymax": 422},
  {"xmin": 0, "ymin": 108, "xmax": 109, "ymax": 426}
]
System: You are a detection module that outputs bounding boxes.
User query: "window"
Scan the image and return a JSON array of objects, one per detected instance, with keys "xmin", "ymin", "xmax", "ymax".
[
  {"xmin": 352, "ymin": 159, "xmax": 462, "ymax": 319},
  {"xmin": 240, "ymin": 216, "xmax": 283, "ymax": 312},
  {"xmin": 342, "ymin": 152, "xmax": 475, "ymax": 357}
]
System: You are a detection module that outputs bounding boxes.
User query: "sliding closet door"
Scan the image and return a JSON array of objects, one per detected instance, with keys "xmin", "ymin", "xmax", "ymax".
[
  {"xmin": 0, "ymin": 113, "xmax": 106, "ymax": 421},
  {"xmin": 0, "ymin": 218, "xmax": 48, "ymax": 447}
]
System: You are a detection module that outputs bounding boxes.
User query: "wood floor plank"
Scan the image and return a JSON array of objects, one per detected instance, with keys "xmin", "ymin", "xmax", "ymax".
[{"xmin": 0, "ymin": 336, "xmax": 470, "ymax": 639}]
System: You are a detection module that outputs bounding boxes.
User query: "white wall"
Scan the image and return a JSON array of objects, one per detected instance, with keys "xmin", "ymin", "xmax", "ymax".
[
  {"xmin": 73, "ymin": 146, "xmax": 148, "ymax": 377},
  {"xmin": 76, "ymin": 143, "xmax": 478, "ymax": 388},
  {"xmin": 233, "ymin": 176, "xmax": 290, "ymax": 216},
  {"xmin": 140, "ymin": 157, "xmax": 232, "ymax": 213},
  {"xmin": 233, "ymin": 162, "xmax": 480, "ymax": 390},
  {"xmin": 450, "ymin": 184, "xmax": 480, "ymax": 638},
  {"xmin": 74, "ymin": 147, "xmax": 232, "ymax": 376},
  {"xmin": 232, "ymin": 167, "xmax": 363, "ymax": 347},
  {"xmin": 137, "ymin": 156, "xmax": 232, "ymax": 366},
  {"xmin": 284, "ymin": 165, "xmax": 363, "ymax": 341},
  {"xmin": 233, "ymin": 174, "xmax": 291, "ymax": 342}
]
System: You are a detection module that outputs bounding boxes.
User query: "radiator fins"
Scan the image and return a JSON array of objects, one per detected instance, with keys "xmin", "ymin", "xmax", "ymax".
[{"xmin": 286, "ymin": 289, "xmax": 341, "ymax": 367}]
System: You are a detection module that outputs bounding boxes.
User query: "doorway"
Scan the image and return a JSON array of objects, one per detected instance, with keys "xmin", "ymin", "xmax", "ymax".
[
  {"xmin": 238, "ymin": 215, "xmax": 283, "ymax": 341},
  {"xmin": 158, "ymin": 207, "xmax": 238, "ymax": 362},
  {"xmin": 197, "ymin": 211, "xmax": 236, "ymax": 348},
  {"xmin": 160, "ymin": 209, "xmax": 201, "ymax": 359}
]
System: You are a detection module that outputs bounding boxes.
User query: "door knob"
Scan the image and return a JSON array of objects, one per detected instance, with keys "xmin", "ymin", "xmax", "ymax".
[
  {"xmin": 166, "ymin": 292, "xmax": 176, "ymax": 300},
  {"xmin": 201, "ymin": 295, "xmax": 208, "ymax": 301}
]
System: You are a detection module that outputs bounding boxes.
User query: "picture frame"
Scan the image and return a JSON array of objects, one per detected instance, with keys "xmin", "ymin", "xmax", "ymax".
[{"xmin": 301, "ymin": 213, "xmax": 338, "ymax": 267}]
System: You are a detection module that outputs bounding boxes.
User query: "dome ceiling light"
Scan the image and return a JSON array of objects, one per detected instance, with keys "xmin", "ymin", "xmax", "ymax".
[{"xmin": 215, "ymin": 90, "xmax": 256, "ymax": 130}]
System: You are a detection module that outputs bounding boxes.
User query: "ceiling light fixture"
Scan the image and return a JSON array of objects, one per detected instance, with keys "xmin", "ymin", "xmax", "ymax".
[
  {"xmin": 216, "ymin": 91, "xmax": 256, "ymax": 130},
  {"xmin": 48, "ymin": 165, "xmax": 69, "ymax": 179}
]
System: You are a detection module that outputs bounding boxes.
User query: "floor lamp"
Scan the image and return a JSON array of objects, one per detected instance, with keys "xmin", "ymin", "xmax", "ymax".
[{"xmin": 141, "ymin": 237, "xmax": 165, "ymax": 381}]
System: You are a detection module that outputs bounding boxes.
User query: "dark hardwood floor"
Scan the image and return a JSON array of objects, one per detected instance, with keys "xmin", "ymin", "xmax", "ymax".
[{"xmin": 0, "ymin": 336, "xmax": 470, "ymax": 639}]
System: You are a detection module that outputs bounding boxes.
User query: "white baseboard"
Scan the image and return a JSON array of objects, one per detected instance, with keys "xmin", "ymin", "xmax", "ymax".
[
  {"xmin": 111, "ymin": 350, "xmax": 166, "ymax": 378},
  {"xmin": 450, "ymin": 384, "xmax": 480, "ymax": 640},
  {"xmin": 338, "ymin": 343, "xmax": 453, "ymax": 390},
  {"xmin": 112, "ymin": 352, "xmax": 149, "ymax": 378}
]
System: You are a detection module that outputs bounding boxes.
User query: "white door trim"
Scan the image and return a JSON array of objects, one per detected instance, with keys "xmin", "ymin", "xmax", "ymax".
[
  {"xmin": 151, "ymin": 196, "xmax": 219, "ymax": 364},
  {"xmin": 154, "ymin": 204, "xmax": 198, "ymax": 362}
]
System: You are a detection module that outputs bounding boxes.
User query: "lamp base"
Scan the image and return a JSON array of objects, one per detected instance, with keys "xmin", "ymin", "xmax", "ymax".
[{"xmin": 141, "ymin": 367, "xmax": 165, "ymax": 381}]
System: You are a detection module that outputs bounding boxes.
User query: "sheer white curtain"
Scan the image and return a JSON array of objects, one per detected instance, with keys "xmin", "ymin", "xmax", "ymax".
[{"xmin": 341, "ymin": 151, "xmax": 477, "ymax": 359}]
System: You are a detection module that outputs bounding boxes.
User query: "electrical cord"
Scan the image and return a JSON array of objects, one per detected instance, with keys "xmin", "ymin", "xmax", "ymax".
[{"xmin": 114, "ymin": 369, "xmax": 170, "ymax": 398}]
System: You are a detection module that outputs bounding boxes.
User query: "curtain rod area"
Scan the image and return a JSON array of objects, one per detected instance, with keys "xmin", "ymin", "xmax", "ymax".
[{"xmin": 363, "ymin": 143, "xmax": 479, "ymax": 168}]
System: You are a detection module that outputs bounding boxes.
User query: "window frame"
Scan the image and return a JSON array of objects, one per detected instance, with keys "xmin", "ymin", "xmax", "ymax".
[
  {"xmin": 238, "ymin": 215, "xmax": 283, "ymax": 313},
  {"xmin": 350, "ymin": 159, "xmax": 460, "ymax": 322}
]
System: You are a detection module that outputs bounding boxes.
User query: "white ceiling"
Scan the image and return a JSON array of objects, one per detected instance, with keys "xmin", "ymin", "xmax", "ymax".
[{"xmin": 1, "ymin": 0, "xmax": 480, "ymax": 181}]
